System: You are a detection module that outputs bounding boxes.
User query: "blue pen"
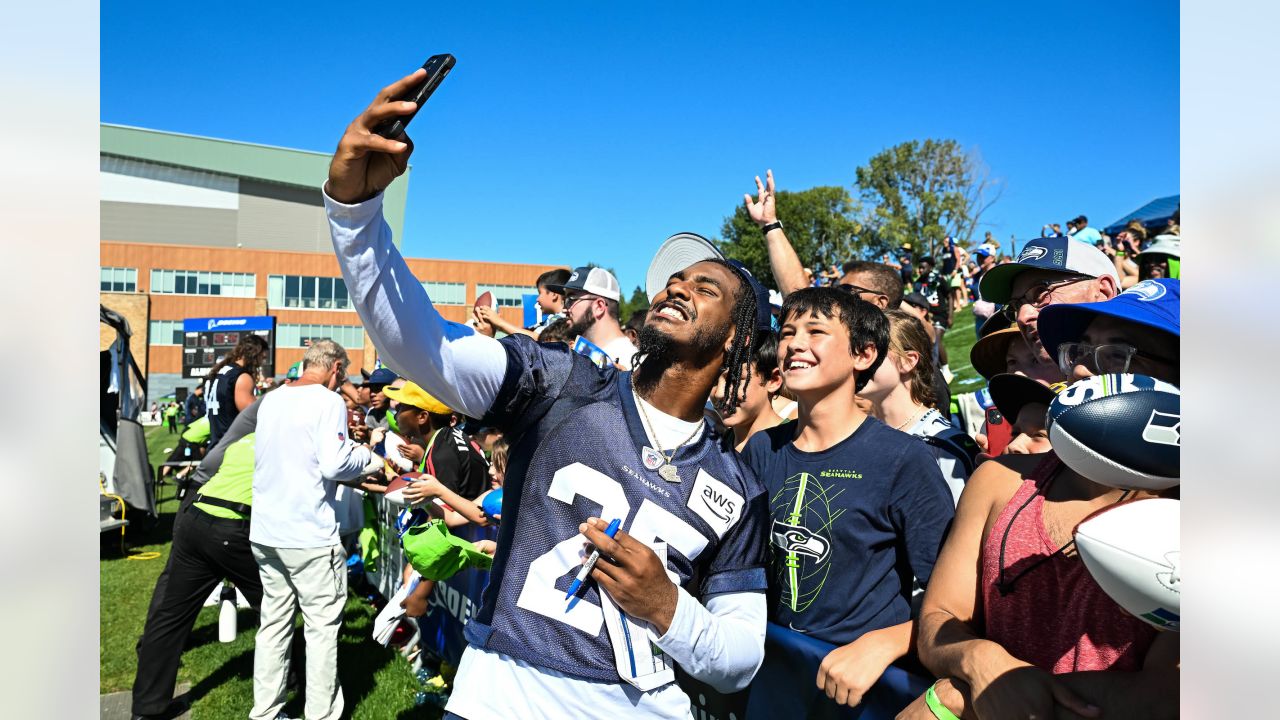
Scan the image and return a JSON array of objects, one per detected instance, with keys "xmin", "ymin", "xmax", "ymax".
[{"xmin": 565, "ymin": 518, "xmax": 622, "ymax": 609}]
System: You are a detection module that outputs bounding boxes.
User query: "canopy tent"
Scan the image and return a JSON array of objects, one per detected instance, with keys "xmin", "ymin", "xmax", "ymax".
[
  {"xmin": 101, "ymin": 304, "xmax": 155, "ymax": 524},
  {"xmin": 1104, "ymin": 194, "xmax": 1179, "ymax": 236}
]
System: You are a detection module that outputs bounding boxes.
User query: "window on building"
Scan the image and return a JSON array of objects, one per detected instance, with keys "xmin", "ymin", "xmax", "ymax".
[
  {"xmin": 421, "ymin": 281, "xmax": 467, "ymax": 306},
  {"xmin": 149, "ymin": 269, "xmax": 255, "ymax": 297},
  {"xmin": 148, "ymin": 320, "xmax": 185, "ymax": 346},
  {"xmin": 101, "ymin": 267, "xmax": 138, "ymax": 293},
  {"xmin": 268, "ymin": 275, "xmax": 352, "ymax": 310},
  {"xmin": 476, "ymin": 284, "xmax": 528, "ymax": 308},
  {"xmin": 277, "ymin": 323, "xmax": 365, "ymax": 350}
]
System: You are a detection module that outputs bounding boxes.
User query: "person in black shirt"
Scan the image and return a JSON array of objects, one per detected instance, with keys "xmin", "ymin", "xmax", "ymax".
[
  {"xmin": 384, "ymin": 381, "xmax": 489, "ymax": 500},
  {"xmin": 182, "ymin": 384, "xmax": 206, "ymax": 426},
  {"xmin": 202, "ymin": 334, "xmax": 268, "ymax": 447}
]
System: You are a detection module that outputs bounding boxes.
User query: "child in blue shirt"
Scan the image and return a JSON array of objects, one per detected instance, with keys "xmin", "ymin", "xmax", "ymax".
[{"xmin": 742, "ymin": 287, "xmax": 955, "ymax": 713}]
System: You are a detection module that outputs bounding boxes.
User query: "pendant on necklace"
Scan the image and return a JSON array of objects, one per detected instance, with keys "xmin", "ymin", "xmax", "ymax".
[{"xmin": 658, "ymin": 463, "xmax": 680, "ymax": 483}]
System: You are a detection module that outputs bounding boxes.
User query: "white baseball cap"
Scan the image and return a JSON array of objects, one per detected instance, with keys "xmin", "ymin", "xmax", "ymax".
[{"xmin": 547, "ymin": 266, "xmax": 621, "ymax": 302}]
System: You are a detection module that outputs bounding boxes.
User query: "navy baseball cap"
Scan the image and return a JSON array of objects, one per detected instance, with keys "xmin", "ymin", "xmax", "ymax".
[
  {"xmin": 1037, "ymin": 278, "xmax": 1180, "ymax": 359},
  {"xmin": 646, "ymin": 232, "xmax": 773, "ymax": 334},
  {"xmin": 367, "ymin": 367, "xmax": 398, "ymax": 386},
  {"xmin": 979, "ymin": 236, "xmax": 1118, "ymax": 304}
]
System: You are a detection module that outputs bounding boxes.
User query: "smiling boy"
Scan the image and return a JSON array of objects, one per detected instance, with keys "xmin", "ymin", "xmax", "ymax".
[{"xmin": 741, "ymin": 287, "xmax": 955, "ymax": 714}]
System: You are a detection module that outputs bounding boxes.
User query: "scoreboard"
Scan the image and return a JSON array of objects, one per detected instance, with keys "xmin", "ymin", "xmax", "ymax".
[{"xmin": 182, "ymin": 315, "xmax": 276, "ymax": 380}]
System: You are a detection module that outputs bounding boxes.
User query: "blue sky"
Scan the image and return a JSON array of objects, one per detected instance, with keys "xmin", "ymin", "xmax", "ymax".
[{"xmin": 103, "ymin": 1, "xmax": 1178, "ymax": 295}]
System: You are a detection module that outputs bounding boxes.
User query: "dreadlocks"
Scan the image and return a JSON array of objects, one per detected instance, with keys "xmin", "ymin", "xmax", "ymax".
[{"xmin": 705, "ymin": 258, "xmax": 759, "ymax": 418}]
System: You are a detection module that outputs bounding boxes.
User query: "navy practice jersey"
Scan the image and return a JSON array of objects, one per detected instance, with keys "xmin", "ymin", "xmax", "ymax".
[
  {"xmin": 465, "ymin": 335, "xmax": 769, "ymax": 682},
  {"xmin": 204, "ymin": 364, "xmax": 246, "ymax": 447}
]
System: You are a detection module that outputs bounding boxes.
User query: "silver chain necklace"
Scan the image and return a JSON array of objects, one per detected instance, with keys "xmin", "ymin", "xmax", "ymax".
[{"xmin": 633, "ymin": 389, "xmax": 702, "ymax": 482}]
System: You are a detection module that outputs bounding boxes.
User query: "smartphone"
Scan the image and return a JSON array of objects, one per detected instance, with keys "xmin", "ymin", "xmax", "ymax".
[
  {"xmin": 983, "ymin": 407, "xmax": 1013, "ymax": 456},
  {"xmin": 373, "ymin": 54, "xmax": 456, "ymax": 139}
]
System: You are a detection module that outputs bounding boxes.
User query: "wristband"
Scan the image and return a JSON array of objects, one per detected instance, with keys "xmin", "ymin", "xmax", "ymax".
[
  {"xmin": 761, "ymin": 221, "xmax": 784, "ymax": 234},
  {"xmin": 925, "ymin": 682, "xmax": 961, "ymax": 720}
]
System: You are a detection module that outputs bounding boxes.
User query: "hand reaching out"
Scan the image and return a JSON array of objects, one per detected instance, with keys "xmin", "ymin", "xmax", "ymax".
[{"xmin": 744, "ymin": 169, "xmax": 779, "ymax": 228}]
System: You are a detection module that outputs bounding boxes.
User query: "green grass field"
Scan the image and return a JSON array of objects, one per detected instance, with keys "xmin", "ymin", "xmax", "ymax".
[
  {"xmin": 943, "ymin": 305, "xmax": 983, "ymax": 396},
  {"xmin": 101, "ymin": 425, "xmax": 431, "ymax": 719}
]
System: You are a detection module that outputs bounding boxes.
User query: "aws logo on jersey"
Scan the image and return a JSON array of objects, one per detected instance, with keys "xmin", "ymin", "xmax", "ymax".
[{"xmin": 688, "ymin": 469, "xmax": 743, "ymax": 538}]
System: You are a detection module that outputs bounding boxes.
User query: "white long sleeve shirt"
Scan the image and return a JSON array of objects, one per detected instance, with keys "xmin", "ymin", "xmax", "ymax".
[
  {"xmin": 326, "ymin": 189, "xmax": 766, "ymax": 717},
  {"xmin": 251, "ymin": 383, "xmax": 374, "ymax": 548}
]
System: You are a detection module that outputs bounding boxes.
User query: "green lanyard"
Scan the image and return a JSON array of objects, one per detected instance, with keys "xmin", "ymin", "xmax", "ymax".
[{"xmin": 417, "ymin": 428, "xmax": 445, "ymax": 474}]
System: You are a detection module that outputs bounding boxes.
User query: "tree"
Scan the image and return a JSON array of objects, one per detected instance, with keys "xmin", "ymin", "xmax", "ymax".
[
  {"xmin": 619, "ymin": 285, "xmax": 648, "ymax": 322},
  {"xmin": 715, "ymin": 186, "xmax": 862, "ymax": 290},
  {"xmin": 854, "ymin": 139, "xmax": 1003, "ymax": 260}
]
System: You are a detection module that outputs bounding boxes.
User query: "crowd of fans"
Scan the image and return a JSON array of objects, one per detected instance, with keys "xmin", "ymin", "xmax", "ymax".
[{"xmin": 125, "ymin": 78, "xmax": 1181, "ymax": 720}]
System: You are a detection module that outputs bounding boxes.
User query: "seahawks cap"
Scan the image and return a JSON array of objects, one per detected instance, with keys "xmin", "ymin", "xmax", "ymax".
[{"xmin": 979, "ymin": 236, "xmax": 1118, "ymax": 304}]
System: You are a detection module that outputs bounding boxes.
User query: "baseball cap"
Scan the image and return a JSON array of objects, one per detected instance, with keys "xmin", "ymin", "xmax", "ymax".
[
  {"xmin": 988, "ymin": 373, "xmax": 1064, "ymax": 427},
  {"xmin": 903, "ymin": 292, "xmax": 931, "ymax": 311},
  {"xmin": 1137, "ymin": 235, "xmax": 1181, "ymax": 260},
  {"xmin": 979, "ymin": 237, "xmax": 1118, "ymax": 304},
  {"xmin": 645, "ymin": 232, "xmax": 773, "ymax": 334},
  {"xmin": 547, "ymin": 266, "xmax": 622, "ymax": 302},
  {"xmin": 383, "ymin": 381, "xmax": 452, "ymax": 415},
  {"xmin": 974, "ymin": 246, "xmax": 992, "ymax": 259},
  {"xmin": 285, "ymin": 361, "xmax": 303, "ymax": 381},
  {"xmin": 1036, "ymin": 278, "xmax": 1180, "ymax": 360},
  {"xmin": 971, "ymin": 326, "xmax": 1024, "ymax": 381},
  {"xmin": 367, "ymin": 367, "xmax": 398, "ymax": 387}
]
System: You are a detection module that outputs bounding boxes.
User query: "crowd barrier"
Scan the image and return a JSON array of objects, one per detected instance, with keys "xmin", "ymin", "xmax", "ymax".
[{"xmin": 363, "ymin": 495, "xmax": 931, "ymax": 719}]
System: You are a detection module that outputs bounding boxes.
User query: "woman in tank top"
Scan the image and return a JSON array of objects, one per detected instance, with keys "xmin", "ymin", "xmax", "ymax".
[{"xmin": 906, "ymin": 286, "xmax": 1181, "ymax": 719}]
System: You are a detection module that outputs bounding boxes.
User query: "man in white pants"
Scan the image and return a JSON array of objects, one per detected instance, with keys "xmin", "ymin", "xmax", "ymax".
[{"xmin": 250, "ymin": 339, "xmax": 380, "ymax": 720}]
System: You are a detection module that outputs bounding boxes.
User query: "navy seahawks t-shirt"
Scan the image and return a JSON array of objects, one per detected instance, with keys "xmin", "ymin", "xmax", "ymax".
[
  {"xmin": 465, "ymin": 335, "xmax": 770, "ymax": 682},
  {"xmin": 742, "ymin": 417, "xmax": 955, "ymax": 645}
]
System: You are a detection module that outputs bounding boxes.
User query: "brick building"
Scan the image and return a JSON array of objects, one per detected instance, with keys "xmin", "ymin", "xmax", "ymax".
[{"xmin": 99, "ymin": 124, "xmax": 561, "ymax": 399}]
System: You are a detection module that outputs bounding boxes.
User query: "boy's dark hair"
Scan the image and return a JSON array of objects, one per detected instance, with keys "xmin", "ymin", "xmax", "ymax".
[
  {"xmin": 779, "ymin": 286, "xmax": 888, "ymax": 392},
  {"xmin": 536, "ymin": 268, "xmax": 571, "ymax": 292},
  {"xmin": 537, "ymin": 316, "xmax": 571, "ymax": 344},
  {"xmin": 839, "ymin": 260, "xmax": 905, "ymax": 308},
  {"xmin": 753, "ymin": 328, "xmax": 779, "ymax": 378}
]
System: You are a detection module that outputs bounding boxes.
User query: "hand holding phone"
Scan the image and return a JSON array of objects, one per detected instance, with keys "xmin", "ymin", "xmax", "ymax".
[
  {"xmin": 373, "ymin": 54, "xmax": 456, "ymax": 139},
  {"xmin": 327, "ymin": 57, "xmax": 454, "ymax": 204}
]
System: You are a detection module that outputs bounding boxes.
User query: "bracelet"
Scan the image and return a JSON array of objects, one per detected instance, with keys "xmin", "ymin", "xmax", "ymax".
[
  {"xmin": 761, "ymin": 221, "xmax": 784, "ymax": 234},
  {"xmin": 925, "ymin": 681, "xmax": 961, "ymax": 720}
]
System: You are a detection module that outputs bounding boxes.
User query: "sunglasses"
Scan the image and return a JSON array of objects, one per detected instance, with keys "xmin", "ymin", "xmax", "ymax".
[{"xmin": 837, "ymin": 283, "xmax": 888, "ymax": 302}]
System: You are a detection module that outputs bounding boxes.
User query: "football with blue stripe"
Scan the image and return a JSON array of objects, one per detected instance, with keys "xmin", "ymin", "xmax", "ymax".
[{"xmin": 1047, "ymin": 373, "xmax": 1180, "ymax": 490}]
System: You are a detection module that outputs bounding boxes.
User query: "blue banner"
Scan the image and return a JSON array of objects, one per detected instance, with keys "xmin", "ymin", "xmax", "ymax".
[
  {"xmin": 182, "ymin": 315, "xmax": 276, "ymax": 332},
  {"xmin": 413, "ymin": 535, "xmax": 932, "ymax": 719},
  {"xmin": 522, "ymin": 293, "xmax": 540, "ymax": 329}
]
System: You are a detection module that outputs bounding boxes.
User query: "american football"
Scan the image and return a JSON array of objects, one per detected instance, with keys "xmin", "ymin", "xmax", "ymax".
[
  {"xmin": 1047, "ymin": 373, "xmax": 1180, "ymax": 490},
  {"xmin": 1076, "ymin": 498, "xmax": 1180, "ymax": 632}
]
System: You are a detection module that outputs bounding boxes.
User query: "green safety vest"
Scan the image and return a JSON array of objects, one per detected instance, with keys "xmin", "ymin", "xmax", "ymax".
[{"xmin": 194, "ymin": 433, "xmax": 255, "ymax": 520}]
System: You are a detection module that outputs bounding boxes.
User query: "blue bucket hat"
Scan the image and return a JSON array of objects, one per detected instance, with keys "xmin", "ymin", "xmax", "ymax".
[{"xmin": 1037, "ymin": 278, "xmax": 1180, "ymax": 359}]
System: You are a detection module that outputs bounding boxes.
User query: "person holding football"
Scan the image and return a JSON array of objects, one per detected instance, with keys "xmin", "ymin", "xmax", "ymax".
[{"xmin": 905, "ymin": 280, "xmax": 1180, "ymax": 720}]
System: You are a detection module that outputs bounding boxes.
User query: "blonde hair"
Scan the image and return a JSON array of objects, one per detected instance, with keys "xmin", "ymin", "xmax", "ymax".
[
  {"xmin": 302, "ymin": 339, "xmax": 349, "ymax": 373},
  {"xmin": 884, "ymin": 310, "xmax": 937, "ymax": 408}
]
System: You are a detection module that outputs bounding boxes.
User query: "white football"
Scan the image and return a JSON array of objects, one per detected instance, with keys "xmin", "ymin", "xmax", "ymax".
[
  {"xmin": 1075, "ymin": 498, "xmax": 1180, "ymax": 632},
  {"xmin": 1047, "ymin": 373, "xmax": 1180, "ymax": 491}
]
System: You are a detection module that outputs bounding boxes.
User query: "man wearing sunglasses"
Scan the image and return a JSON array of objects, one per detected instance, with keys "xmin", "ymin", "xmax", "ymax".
[
  {"xmin": 546, "ymin": 265, "xmax": 639, "ymax": 370},
  {"xmin": 978, "ymin": 236, "xmax": 1120, "ymax": 377}
]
